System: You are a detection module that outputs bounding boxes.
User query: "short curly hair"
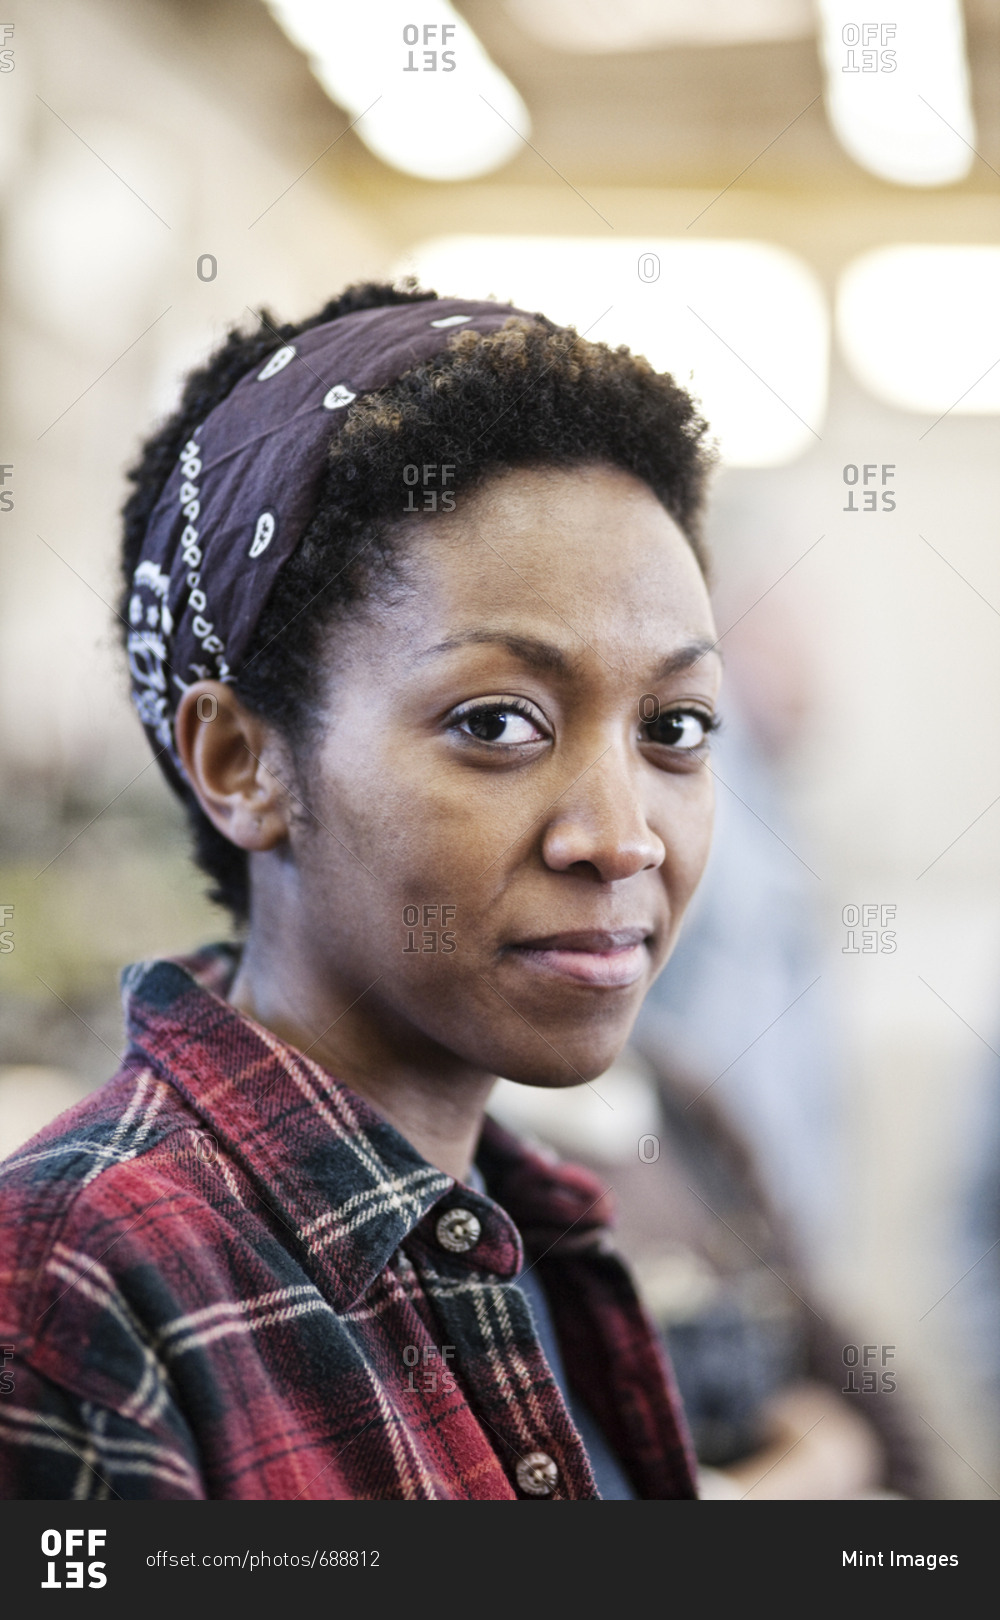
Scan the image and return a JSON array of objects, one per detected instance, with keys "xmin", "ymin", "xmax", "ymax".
[{"xmin": 120, "ymin": 280, "xmax": 715, "ymax": 922}]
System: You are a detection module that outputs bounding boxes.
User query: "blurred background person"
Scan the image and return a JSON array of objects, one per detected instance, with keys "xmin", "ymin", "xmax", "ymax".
[{"xmin": 491, "ymin": 1037, "xmax": 929, "ymax": 1498}]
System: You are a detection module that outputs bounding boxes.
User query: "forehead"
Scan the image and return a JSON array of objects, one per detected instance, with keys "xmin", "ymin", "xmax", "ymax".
[{"xmin": 385, "ymin": 463, "xmax": 714, "ymax": 664}]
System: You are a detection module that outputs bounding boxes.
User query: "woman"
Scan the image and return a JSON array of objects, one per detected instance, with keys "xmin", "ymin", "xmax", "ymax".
[{"xmin": 0, "ymin": 282, "xmax": 722, "ymax": 1499}]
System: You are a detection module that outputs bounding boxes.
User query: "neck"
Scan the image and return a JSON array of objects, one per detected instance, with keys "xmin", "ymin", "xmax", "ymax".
[{"xmin": 228, "ymin": 931, "xmax": 496, "ymax": 1184}]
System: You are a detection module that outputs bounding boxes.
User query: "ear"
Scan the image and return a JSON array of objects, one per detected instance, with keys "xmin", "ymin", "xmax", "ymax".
[{"xmin": 174, "ymin": 682, "xmax": 291, "ymax": 852}]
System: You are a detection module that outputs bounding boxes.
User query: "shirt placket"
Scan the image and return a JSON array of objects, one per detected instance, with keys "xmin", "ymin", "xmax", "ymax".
[{"xmin": 407, "ymin": 1196, "xmax": 600, "ymax": 1501}]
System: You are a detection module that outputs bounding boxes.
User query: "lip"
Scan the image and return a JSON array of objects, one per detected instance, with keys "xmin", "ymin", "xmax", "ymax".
[{"xmin": 506, "ymin": 927, "xmax": 652, "ymax": 987}]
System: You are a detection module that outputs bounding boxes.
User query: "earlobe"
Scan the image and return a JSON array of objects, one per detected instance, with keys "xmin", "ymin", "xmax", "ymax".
[{"xmin": 174, "ymin": 681, "xmax": 290, "ymax": 852}]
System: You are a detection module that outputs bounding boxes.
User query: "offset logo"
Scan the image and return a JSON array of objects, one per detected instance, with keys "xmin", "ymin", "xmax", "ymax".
[{"xmin": 40, "ymin": 1529, "xmax": 107, "ymax": 1589}]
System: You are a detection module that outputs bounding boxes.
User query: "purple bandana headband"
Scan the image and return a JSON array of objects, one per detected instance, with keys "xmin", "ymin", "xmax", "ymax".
[{"xmin": 127, "ymin": 296, "xmax": 536, "ymax": 785}]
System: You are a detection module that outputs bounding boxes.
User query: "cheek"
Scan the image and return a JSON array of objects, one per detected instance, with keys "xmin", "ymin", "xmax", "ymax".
[
  {"xmin": 295, "ymin": 751, "xmax": 490, "ymax": 926},
  {"xmin": 661, "ymin": 774, "xmax": 715, "ymax": 906}
]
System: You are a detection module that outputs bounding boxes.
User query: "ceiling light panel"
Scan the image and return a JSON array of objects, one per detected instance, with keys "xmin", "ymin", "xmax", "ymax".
[
  {"xmin": 838, "ymin": 246, "xmax": 1000, "ymax": 413},
  {"xmin": 817, "ymin": 0, "xmax": 975, "ymax": 186},
  {"xmin": 266, "ymin": 0, "xmax": 529, "ymax": 181}
]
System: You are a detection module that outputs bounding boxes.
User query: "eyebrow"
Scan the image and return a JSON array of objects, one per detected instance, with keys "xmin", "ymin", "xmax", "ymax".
[
  {"xmin": 417, "ymin": 630, "xmax": 722, "ymax": 679},
  {"xmin": 417, "ymin": 630, "xmax": 573, "ymax": 675},
  {"xmin": 653, "ymin": 640, "xmax": 724, "ymax": 678}
]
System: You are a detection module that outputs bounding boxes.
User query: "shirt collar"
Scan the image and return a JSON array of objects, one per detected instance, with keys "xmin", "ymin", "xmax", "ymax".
[{"xmin": 122, "ymin": 944, "xmax": 616, "ymax": 1308}]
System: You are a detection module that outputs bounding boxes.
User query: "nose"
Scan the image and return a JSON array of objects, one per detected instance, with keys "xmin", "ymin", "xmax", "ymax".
[{"xmin": 540, "ymin": 747, "xmax": 667, "ymax": 882}]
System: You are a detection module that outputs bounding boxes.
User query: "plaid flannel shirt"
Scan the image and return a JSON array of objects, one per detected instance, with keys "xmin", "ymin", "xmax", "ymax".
[{"xmin": 0, "ymin": 946, "xmax": 697, "ymax": 1500}]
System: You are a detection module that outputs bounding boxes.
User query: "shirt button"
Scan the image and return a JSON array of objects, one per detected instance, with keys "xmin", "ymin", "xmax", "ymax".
[
  {"xmin": 516, "ymin": 1451, "xmax": 559, "ymax": 1497},
  {"xmin": 435, "ymin": 1207, "xmax": 482, "ymax": 1254}
]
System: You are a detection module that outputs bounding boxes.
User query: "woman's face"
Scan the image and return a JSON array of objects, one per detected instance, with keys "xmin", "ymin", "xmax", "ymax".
[{"xmin": 282, "ymin": 462, "xmax": 721, "ymax": 1088}]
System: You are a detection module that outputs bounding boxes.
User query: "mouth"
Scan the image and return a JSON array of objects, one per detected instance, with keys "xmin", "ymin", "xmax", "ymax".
[{"xmin": 505, "ymin": 927, "xmax": 652, "ymax": 988}]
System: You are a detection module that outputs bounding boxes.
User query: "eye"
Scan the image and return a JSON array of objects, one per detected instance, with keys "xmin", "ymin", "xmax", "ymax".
[
  {"xmin": 450, "ymin": 698, "xmax": 548, "ymax": 747},
  {"xmin": 643, "ymin": 706, "xmax": 718, "ymax": 751}
]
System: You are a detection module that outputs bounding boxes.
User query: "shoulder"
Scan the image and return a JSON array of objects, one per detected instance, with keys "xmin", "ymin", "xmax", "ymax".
[{"xmin": 0, "ymin": 1060, "xmax": 212, "ymax": 1347}]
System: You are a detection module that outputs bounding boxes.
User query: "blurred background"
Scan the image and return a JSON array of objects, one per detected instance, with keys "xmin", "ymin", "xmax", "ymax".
[{"xmin": 1, "ymin": 0, "xmax": 998, "ymax": 1496}]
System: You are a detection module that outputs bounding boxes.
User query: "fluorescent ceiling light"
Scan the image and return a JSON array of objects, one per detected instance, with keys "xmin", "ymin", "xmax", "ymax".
[
  {"xmin": 504, "ymin": 0, "xmax": 814, "ymax": 51},
  {"xmin": 265, "ymin": 0, "xmax": 528, "ymax": 181},
  {"xmin": 838, "ymin": 246, "xmax": 1000, "ymax": 414},
  {"xmin": 398, "ymin": 235, "xmax": 828, "ymax": 467},
  {"xmin": 817, "ymin": 0, "xmax": 975, "ymax": 186}
]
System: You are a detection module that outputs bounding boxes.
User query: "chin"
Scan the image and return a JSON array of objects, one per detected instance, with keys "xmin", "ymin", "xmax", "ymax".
[{"xmin": 489, "ymin": 1029, "xmax": 631, "ymax": 1090}]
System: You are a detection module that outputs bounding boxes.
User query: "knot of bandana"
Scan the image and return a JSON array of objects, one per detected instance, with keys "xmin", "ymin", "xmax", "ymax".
[{"xmin": 127, "ymin": 296, "xmax": 535, "ymax": 785}]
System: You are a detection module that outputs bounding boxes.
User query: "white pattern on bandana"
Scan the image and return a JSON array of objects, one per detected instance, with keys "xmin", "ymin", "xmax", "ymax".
[{"xmin": 126, "ymin": 437, "xmax": 232, "ymax": 751}]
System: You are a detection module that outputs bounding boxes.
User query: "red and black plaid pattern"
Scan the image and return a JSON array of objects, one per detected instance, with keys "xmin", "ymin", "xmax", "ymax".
[{"xmin": 0, "ymin": 946, "xmax": 696, "ymax": 1499}]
